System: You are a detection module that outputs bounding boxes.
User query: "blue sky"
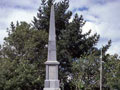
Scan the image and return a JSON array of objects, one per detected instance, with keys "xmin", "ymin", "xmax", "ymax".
[{"xmin": 0, "ymin": 0, "xmax": 120, "ymax": 55}]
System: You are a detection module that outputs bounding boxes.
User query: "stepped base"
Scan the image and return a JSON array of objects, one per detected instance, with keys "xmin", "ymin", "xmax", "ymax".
[{"xmin": 44, "ymin": 80, "xmax": 60, "ymax": 88}]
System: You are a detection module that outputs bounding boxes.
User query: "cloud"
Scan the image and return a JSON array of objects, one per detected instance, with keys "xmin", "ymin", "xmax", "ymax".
[
  {"xmin": 0, "ymin": 0, "xmax": 41, "ymax": 9},
  {"xmin": 82, "ymin": 22, "xmax": 98, "ymax": 35},
  {"xmin": 76, "ymin": 0, "xmax": 120, "ymax": 36},
  {"xmin": 71, "ymin": 0, "xmax": 120, "ymax": 54},
  {"xmin": 0, "ymin": 0, "xmax": 41, "ymax": 45},
  {"xmin": 107, "ymin": 41, "xmax": 120, "ymax": 55},
  {"xmin": 0, "ymin": 30, "xmax": 8, "ymax": 45},
  {"xmin": 7, "ymin": 9, "xmax": 37, "ymax": 24},
  {"xmin": 0, "ymin": 0, "xmax": 120, "ymax": 55}
]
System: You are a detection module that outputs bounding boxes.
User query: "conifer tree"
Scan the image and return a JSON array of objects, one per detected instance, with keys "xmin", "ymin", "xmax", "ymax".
[
  {"xmin": 33, "ymin": 0, "xmax": 100, "ymax": 87},
  {"xmin": 0, "ymin": 0, "xmax": 112, "ymax": 89}
]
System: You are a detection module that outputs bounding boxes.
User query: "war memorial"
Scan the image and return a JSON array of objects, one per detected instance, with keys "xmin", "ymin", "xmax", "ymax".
[{"xmin": 44, "ymin": 5, "xmax": 60, "ymax": 90}]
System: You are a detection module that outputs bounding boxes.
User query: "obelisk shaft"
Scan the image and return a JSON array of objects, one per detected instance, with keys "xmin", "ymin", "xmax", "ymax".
[
  {"xmin": 48, "ymin": 5, "xmax": 56, "ymax": 61},
  {"xmin": 44, "ymin": 5, "xmax": 60, "ymax": 90}
]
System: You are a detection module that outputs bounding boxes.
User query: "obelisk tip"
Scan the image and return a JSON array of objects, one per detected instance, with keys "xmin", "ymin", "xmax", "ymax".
[{"xmin": 49, "ymin": 3, "xmax": 55, "ymax": 41}]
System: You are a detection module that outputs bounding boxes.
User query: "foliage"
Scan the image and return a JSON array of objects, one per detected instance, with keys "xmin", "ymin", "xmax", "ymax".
[
  {"xmin": 0, "ymin": 22, "xmax": 48, "ymax": 89},
  {"xmin": 104, "ymin": 54, "xmax": 120, "ymax": 90},
  {"xmin": 33, "ymin": 0, "xmax": 101, "ymax": 87},
  {"xmin": 3, "ymin": 22, "xmax": 48, "ymax": 62},
  {"xmin": 0, "ymin": 58, "xmax": 43, "ymax": 90},
  {"xmin": 72, "ymin": 52, "xmax": 120, "ymax": 90},
  {"xmin": 72, "ymin": 54, "xmax": 100, "ymax": 90},
  {"xmin": 0, "ymin": 0, "xmax": 116, "ymax": 90}
]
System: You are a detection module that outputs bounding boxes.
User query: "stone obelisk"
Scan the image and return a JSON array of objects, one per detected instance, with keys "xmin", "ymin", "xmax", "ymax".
[{"xmin": 44, "ymin": 5, "xmax": 60, "ymax": 90}]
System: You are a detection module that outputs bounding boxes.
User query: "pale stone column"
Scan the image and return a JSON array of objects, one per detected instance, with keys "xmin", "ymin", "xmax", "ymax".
[{"xmin": 44, "ymin": 5, "xmax": 60, "ymax": 90}]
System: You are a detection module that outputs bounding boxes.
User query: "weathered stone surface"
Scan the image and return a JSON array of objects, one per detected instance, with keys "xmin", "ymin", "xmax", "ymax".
[
  {"xmin": 44, "ymin": 5, "xmax": 60, "ymax": 90},
  {"xmin": 47, "ymin": 4, "xmax": 56, "ymax": 62}
]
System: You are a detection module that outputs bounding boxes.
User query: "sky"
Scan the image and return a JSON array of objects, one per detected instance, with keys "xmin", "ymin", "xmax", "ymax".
[{"xmin": 0, "ymin": 0, "xmax": 120, "ymax": 55}]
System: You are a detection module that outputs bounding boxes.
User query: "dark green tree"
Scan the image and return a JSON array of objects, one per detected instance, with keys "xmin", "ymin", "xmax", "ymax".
[
  {"xmin": 72, "ymin": 55, "xmax": 98, "ymax": 90},
  {"xmin": 0, "ymin": 22, "xmax": 48, "ymax": 89},
  {"xmin": 33, "ymin": 0, "xmax": 100, "ymax": 88},
  {"xmin": 0, "ymin": 0, "xmax": 112, "ymax": 89},
  {"xmin": 0, "ymin": 58, "xmax": 44, "ymax": 90},
  {"xmin": 103, "ymin": 54, "xmax": 120, "ymax": 90},
  {"xmin": 3, "ymin": 22, "xmax": 48, "ymax": 62},
  {"xmin": 71, "ymin": 45, "xmax": 120, "ymax": 90}
]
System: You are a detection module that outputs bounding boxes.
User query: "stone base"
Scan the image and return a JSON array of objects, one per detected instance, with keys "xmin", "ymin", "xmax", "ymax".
[
  {"xmin": 44, "ymin": 88, "xmax": 60, "ymax": 90},
  {"xmin": 44, "ymin": 80, "xmax": 60, "ymax": 88}
]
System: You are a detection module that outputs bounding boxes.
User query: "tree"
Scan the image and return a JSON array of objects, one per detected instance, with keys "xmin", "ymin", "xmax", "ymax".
[
  {"xmin": 71, "ymin": 50, "xmax": 120, "ymax": 90},
  {"xmin": 33, "ymin": 0, "xmax": 100, "ymax": 88},
  {"xmin": 0, "ymin": 22, "xmax": 48, "ymax": 89},
  {"xmin": 103, "ymin": 54, "xmax": 120, "ymax": 90},
  {"xmin": 0, "ymin": 58, "xmax": 43, "ymax": 90},
  {"xmin": 0, "ymin": 0, "xmax": 112, "ymax": 89},
  {"xmin": 3, "ymin": 22, "xmax": 48, "ymax": 62},
  {"xmin": 72, "ymin": 53, "xmax": 100, "ymax": 90}
]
